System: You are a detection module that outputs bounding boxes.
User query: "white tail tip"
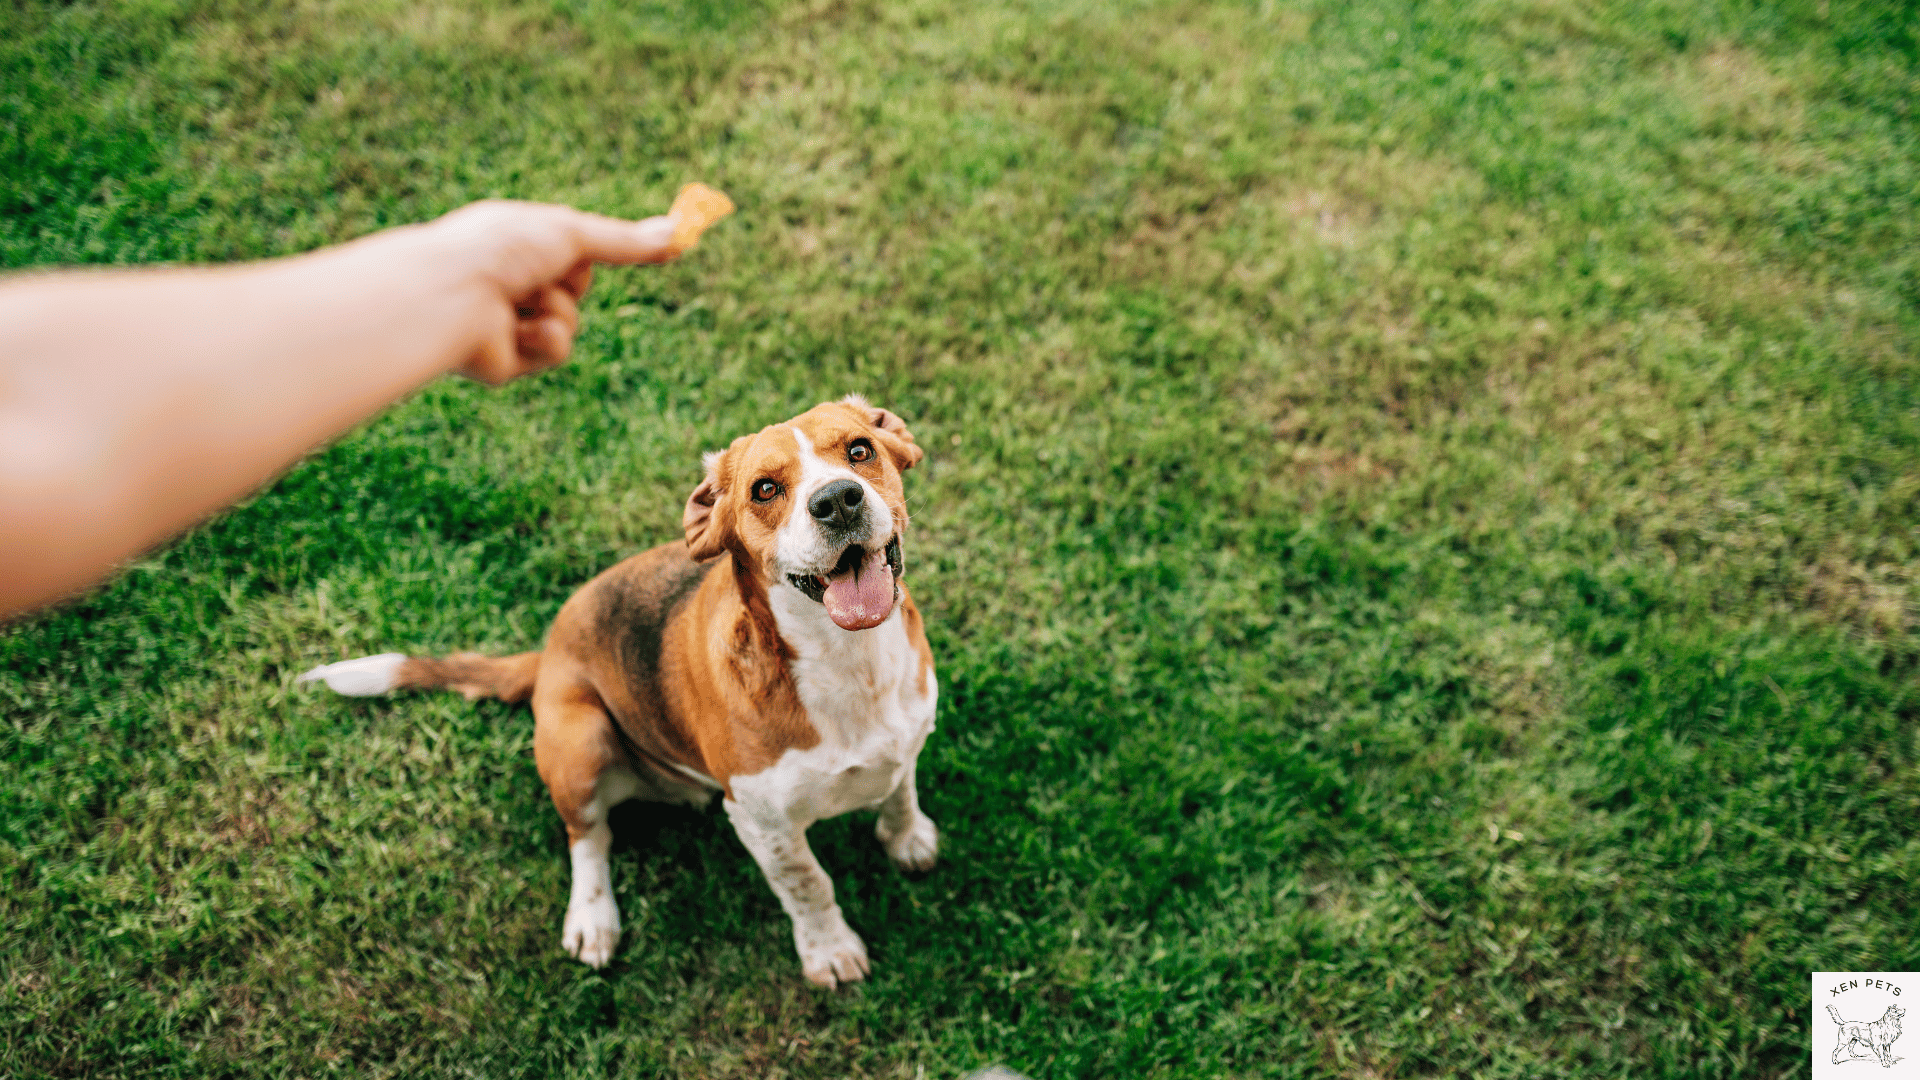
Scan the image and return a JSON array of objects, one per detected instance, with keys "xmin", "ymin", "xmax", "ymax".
[{"xmin": 297, "ymin": 652, "xmax": 407, "ymax": 696}]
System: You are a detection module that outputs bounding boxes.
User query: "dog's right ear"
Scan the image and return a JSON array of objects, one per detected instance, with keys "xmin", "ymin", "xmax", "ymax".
[
  {"xmin": 840, "ymin": 393, "xmax": 924, "ymax": 471},
  {"xmin": 683, "ymin": 447, "xmax": 734, "ymax": 561}
]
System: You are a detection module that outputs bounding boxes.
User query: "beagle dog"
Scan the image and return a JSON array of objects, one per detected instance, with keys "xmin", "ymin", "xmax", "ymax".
[{"xmin": 300, "ymin": 396, "xmax": 938, "ymax": 987}]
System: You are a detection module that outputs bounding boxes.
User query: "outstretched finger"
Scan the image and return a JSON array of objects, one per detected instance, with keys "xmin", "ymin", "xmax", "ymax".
[{"xmin": 566, "ymin": 211, "xmax": 680, "ymax": 267}]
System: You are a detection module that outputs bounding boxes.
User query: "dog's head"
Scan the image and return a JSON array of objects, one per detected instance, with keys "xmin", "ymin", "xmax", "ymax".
[{"xmin": 683, "ymin": 395, "xmax": 923, "ymax": 630}]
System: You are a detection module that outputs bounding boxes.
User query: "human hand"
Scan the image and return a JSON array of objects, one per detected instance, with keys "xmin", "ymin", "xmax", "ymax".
[
  {"xmin": 406, "ymin": 197, "xmax": 722, "ymax": 385},
  {"xmin": 0, "ymin": 191, "xmax": 729, "ymax": 616}
]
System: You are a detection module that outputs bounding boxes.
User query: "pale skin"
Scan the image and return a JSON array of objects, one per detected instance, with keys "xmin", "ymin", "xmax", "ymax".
[{"xmin": 0, "ymin": 200, "xmax": 688, "ymax": 618}]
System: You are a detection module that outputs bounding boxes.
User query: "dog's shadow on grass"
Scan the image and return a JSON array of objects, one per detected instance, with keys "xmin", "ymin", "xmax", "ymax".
[
  {"xmin": 602, "ymin": 795, "xmax": 898, "ymax": 896},
  {"xmin": 606, "ymin": 797, "xmax": 725, "ymax": 870}
]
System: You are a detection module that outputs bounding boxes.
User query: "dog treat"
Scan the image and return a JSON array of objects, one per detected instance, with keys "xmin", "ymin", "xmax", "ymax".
[{"xmin": 666, "ymin": 182, "xmax": 735, "ymax": 256}]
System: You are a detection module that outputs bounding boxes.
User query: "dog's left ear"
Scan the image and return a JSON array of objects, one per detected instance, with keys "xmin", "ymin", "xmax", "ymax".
[
  {"xmin": 841, "ymin": 394, "xmax": 924, "ymax": 471},
  {"xmin": 683, "ymin": 446, "xmax": 735, "ymax": 561}
]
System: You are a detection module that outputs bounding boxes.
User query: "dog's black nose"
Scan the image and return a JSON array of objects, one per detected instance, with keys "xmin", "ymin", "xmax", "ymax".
[{"xmin": 808, "ymin": 479, "xmax": 865, "ymax": 528}]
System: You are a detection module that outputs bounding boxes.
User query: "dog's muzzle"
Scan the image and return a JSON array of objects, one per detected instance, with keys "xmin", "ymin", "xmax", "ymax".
[{"xmin": 787, "ymin": 535, "xmax": 904, "ymax": 631}]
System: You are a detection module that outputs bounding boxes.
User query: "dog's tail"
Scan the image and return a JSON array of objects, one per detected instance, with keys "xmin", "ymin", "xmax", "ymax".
[
  {"xmin": 1828, "ymin": 1004, "xmax": 1847, "ymax": 1026},
  {"xmin": 297, "ymin": 650, "xmax": 541, "ymax": 704}
]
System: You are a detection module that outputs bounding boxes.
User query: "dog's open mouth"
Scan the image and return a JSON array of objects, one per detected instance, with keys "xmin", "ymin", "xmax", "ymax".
[{"xmin": 788, "ymin": 535, "xmax": 903, "ymax": 630}]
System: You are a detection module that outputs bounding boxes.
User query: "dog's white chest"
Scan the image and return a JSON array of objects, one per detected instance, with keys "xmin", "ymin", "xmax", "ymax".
[{"xmin": 732, "ymin": 599, "xmax": 936, "ymax": 825}]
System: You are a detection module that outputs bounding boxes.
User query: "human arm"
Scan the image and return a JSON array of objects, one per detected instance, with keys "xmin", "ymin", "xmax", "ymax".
[{"xmin": 0, "ymin": 197, "xmax": 724, "ymax": 617}]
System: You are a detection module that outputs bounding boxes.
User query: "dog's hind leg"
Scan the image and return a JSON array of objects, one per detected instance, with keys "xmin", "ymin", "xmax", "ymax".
[{"xmin": 533, "ymin": 676, "xmax": 636, "ymax": 968}]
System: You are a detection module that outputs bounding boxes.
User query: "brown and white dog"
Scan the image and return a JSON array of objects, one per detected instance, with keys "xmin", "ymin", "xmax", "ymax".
[{"xmin": 298, "ymin": 396, "xmax": 938, "ymax": 987}]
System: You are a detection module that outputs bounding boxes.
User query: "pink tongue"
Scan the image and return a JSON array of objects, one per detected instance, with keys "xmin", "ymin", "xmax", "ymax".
[{"xmin": 822, "ymin": 547, "xmax": 894, "ymax": 630}]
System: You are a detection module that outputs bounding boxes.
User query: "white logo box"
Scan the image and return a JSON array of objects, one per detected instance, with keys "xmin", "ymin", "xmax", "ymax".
[{"xmin": 1813, "ymin": 971, "xmax": 1914, "ymax": 1078}]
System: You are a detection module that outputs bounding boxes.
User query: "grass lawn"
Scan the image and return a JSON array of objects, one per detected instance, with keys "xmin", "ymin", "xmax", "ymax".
[{"xmin": 3, "ymin": 0, "xmax": 1917, "ymax": 1075}]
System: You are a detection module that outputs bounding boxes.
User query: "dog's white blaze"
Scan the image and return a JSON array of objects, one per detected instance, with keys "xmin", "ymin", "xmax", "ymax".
[
  {"xmin": 772, "ymin": 425, "xmax": 890, "ymax": 581},
  {"xmin": 561, "ymin": 767, "xmax": 641, "ymax": 968},
  {"xmin": 296, "ymin": 652, "xmax": 406, "ymax": 696}
]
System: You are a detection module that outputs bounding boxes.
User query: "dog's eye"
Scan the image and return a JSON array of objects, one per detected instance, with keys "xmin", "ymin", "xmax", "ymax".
[
  {"xmin": 751, "ymin": 479, "xmax": 779, "ymax": 502},
  {"xmin": 848, "ymin": 439, "xmax": 873, "ymax": 464}
]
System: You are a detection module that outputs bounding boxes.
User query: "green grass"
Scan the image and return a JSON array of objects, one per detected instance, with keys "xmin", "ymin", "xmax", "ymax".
[{"xmin": 3, "ymin": 0, "xmax": 1917, "ymax": 1075}]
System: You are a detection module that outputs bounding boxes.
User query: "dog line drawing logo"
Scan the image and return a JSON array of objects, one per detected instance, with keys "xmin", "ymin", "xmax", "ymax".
[{"xmin": 1828, "ymin": 1003, "xmax": 1906, "ymax": 1069}]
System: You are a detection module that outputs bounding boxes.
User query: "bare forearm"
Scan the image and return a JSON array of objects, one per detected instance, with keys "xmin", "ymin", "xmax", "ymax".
[
  {"xmin": 0, "ymin": 195, "xmax": 722, "ymax": 617},
  {"xmin": 0, "ymin": 229, "xmax": 490, "ymax": 614}
]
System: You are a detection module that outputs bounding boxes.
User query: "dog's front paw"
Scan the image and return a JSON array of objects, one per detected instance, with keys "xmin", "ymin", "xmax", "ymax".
[
  {"xmin": 792, "ymin": 906, "xmax": 870, "ymax": 989},
  {"xmin": 878, "ymin": 812, "xmax": 939, "ymax": 872},
  {"xmin": 562, "ymin": 892, "xmax": 621, "ymax": 968}
]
